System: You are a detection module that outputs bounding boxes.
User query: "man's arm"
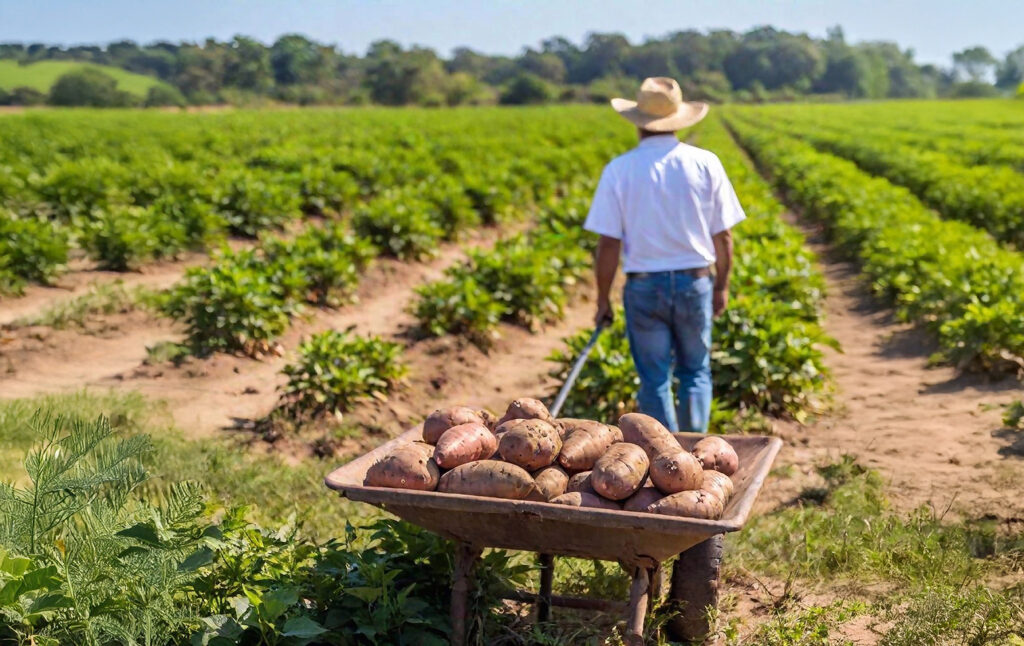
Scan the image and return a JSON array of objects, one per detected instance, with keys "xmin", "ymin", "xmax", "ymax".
[
  {"xmin": 594, "ymin": 235, "xmax": 621, "ymax": 326},
  {"xmin": 711, "ymin": 229, "xmax": 733, "ymax": 318}
]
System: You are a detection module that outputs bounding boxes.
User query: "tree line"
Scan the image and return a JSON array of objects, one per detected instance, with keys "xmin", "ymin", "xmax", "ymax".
[{"xmin": 2, "ymin": 26, "xmax": 1023, "ymax": 107}]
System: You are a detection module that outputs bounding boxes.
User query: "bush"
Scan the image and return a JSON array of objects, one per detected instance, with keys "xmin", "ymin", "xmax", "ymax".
[
  {"xmin": 277, "ymin": 330, "xmax": 407, "ymax": 418},
  {"xmin": 500, "ymin": 73, "xmax": 556, "ymax": 105},
  {"xmin": 48, "ymin": 67, "xmax": 137, "ymax": 107},
  {"xmin": 1017, "ymin": 81, "xmax": 1024, "ymax": 98},
  {"xmin": 413, "ymin": 278, "xmax": 505, "ymax": 347},
  {"xmin": 144, "ymin": 84, "xmax": 187, "ymax": 107},
  {"xmin": 6, "ymin": 86, "xmax": 46, "ymax": 106}
]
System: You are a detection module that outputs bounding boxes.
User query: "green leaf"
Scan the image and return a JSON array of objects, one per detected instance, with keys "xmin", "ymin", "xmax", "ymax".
[{"xmin": 282, "ymin": 615, "xmax": 328, "ymax": 639}]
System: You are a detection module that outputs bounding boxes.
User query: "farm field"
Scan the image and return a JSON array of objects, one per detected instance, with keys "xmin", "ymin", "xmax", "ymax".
[{"xmin": 1, "ymin": 101, "xmax": 1023, "ymax": 644}]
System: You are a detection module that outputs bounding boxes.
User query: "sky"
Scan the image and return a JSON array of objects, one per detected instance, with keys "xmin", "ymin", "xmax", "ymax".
[{"xmin": 1, "ymin": 0, "xmax": 1021, "ymax": 66}]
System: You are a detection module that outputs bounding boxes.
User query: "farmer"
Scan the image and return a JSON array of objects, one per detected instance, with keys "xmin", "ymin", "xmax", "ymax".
[{"xmin": 585, "ymin": 76, "xmax": 745, "ymax": 433}]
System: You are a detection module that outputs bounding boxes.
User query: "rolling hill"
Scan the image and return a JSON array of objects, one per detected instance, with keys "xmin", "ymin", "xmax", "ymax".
[{"xmin": 0, "ymin": 59, "xmax": 172, "ymax": 97}]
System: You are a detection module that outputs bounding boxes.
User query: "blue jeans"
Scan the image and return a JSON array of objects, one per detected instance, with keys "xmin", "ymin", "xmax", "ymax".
[{"xmin": 623, "ymin": 271, "xmax": 713, "ymax": 432}]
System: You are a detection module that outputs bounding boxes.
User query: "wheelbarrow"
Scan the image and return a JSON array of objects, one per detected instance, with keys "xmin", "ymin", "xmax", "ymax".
[{"xmin": 324, "ymin": 325, "xmax": 782, "ymax": 644}]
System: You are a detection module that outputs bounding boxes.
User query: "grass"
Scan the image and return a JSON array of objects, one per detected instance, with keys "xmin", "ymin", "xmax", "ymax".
[
  {"xmin": 10, "ymin": 280, "xmax": 158, "ymax": 330},
  {"xmin": 0, "ymin": 389, "xmax": 369, "ymax": 537},
  {"xmin": 0, "ymin": 59, "xmax": 171, "ymax": 96}
]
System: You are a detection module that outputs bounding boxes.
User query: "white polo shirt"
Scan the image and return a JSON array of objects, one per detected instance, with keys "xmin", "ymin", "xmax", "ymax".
[{"xmin": 583, "ymin": 134, "xmax": 746, "ymax": 273}]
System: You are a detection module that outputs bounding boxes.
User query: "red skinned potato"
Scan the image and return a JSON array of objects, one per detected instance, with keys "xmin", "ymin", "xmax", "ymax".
[
  {"xmin": 558, "ymin": 420, "xmax": 623, "ymax": 471},
  {"xmin": 496, "ymin": 419, "xmax": 562, "ymax": 471},
  {"xmin": 438, "ymin": 460, "xmax": 536, "ymax": 500},
  {"xmin": 701, "ymin": 470, "xmax": 735, "ymax": 504},
  {"xmin": 591, "ymin": 443, "xmax": 649, "ymax": 501},
  {"xmin": 692, "ymin": 436, "xmax": 739, "ymax": 476},
  {"xmin": 497, "ymin": 398, "xmax": 556, "ymax": 426},
  {"xmin": 647, "ymin": 489, "xmax": 724, "ymax": 519},
  {"xmin": 476, "ymin": 409, "xmax": 499, "ymax": 433},
  {"xmin": 422, "ymin": 406, "xmax": 484, "ymax": 444},
  {"xmin": 623, "ymin": 486, "xmax": 665, "ymax": 512},
  {"xmin": 650, "ymin": 449, "xmax": 704, "ymax": 494},
  {"xmin": 618, "ymin": 413, "xmax": 680, "ymax": 460},
  {"xmin": 532, "ymin": 465, "xmax": 569, "ymax": 500},
  {"xmin": 550, "ymin": 491, "xmax": 622, "ymax": 510},
  {"xmin": 566, "ymin": 470, "xmax": 596, "ymax": 495},
  {"xmin": 433, "ymin": 423, "xmax": 497, "ymax": 469},
  {"xmin": 363, "ymin": 442, "xmax": 440, "ymax": 491}
]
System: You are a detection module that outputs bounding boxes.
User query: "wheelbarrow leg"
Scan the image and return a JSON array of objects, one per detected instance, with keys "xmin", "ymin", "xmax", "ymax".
[
  {"xmin": 537, "ymin": 553, "xmax": 554, "ymax": 623},
  {"xmin": 624, "ymin": 566, "xmax": 650, "ymax": 646},
  {"xmin": 450, "ymin": 542, "xmax": 482, "ymax": 646}
]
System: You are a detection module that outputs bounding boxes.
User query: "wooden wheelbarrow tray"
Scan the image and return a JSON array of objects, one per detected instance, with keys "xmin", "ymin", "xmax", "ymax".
[{"xmin": 325, "ymin": 427, "xmax": 781, "ymax": 645}]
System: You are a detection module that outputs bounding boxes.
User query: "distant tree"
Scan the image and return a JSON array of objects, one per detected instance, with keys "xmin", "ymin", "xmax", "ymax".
[
  {"xmin": 364, "ymin": 43, "xmax": 448, "ymax": 105},
  {"xmin": 571, "ymin": 33, "xmax": 630, "ymax": 83},
  {"xmin": 621, "ymin": 41, "xmax": 676, "ymax": 79},
  {"xmin": 144, "ymin": 84, "xmax": 187, "ymax": 107},
  {"xmin": 499, "ymin": 73, "xmax": 555, "ymax": 104},
  {"xmin": 0, "ymin": 43, "xmax": 26, "ymax": 59},
  {"xmin": 952, "ymin": 46, "xmax": 996, "ymax": 82},
  {"xmin": 270, "ymin": 34, "xmax": 323, "ymax": 85},
  {"xmin": 518, "ymin": 49, "xmax": 567, "ymax": 83},
  {"xmin": 49, "ymin": 68, "xmax": 135, "ymax": 107},
  {"xmin": 226, "ymin": 35, "xmax": 272, "ymax": 91},
  {"xmin": 173, "ymin": 42, "xmax": 227, "ymax": 100},
  {"xmin": 996, "ymin": 45, "xmax": 1024, "ymax": 90}
]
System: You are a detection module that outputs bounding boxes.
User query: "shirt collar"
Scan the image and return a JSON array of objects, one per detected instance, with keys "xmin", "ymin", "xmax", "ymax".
[{"xmin": 636, "ymin": 134, "xmax": 680, "ymax": 149}]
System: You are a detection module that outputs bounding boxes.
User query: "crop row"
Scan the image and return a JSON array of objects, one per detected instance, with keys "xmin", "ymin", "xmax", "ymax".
[
  {"xmin": 549, "ymin": 116, "xmax": 835, "ymax": 423},
  {"xmin": 727, "ymin": 115, "xmax": 1024, "ymax": 374},
  {"xmin": 744, "ymin": 109, "xmax": 1024, "ymax": 248},
  {"xmin": 0, "ymin": 107, "xmax": 628, "ymax": 294}
]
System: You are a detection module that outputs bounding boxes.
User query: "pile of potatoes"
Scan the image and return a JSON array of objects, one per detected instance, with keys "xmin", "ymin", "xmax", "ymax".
[{"xmin": 363, "ymin": 398, "xmax": 740, "ymax": 520}]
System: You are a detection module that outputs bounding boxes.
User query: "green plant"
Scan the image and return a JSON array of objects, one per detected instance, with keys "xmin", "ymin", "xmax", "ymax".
[
  {"xmin": 0, "ymin": 211, "xmax": 68, "ymax": 294},
  {"xmin": 214, "ymin": 169, "xmax": 301, "ymax": 238},
  {"xmin": 277, "ymin": 330, "xmax": 407, "ymax": 419},
  {"xmin": 12, "ymin": 280, "xmax": 157, "ymax": 330},
  {"xmin": 163, "ymin": 247, "xmax": 297, "ymax": 357},
  {"xmin": 261, "ymin": 223, "xmax": 376, "ymax": 307},
  {"xmin": 1005, "ymin": 401, "xmax": 1024, "ymax": 430},
  {"xmin": 352, "ymin": 188, "xmax": 445, "ymax": 260}
]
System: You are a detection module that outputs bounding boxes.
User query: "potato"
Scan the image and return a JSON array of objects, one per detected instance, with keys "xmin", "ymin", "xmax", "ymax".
[
  {"xmin": 692, "ymin": 436, "xmax": 739, "ymax": 476},
  {"xmin": 433, "ymin": 422, "xmax": 497, "ymax": 469},
  {"xmin": 701, "ymin": 470, "xmax": 735, "ymax": 504},
  {"xmin": 623, "ymin": 486, "xmax": 665, "ymax": 512},
  {"xmin": 649, "ymin": 449, "xmax": 704, "ymax": 494},
  {"xmin": 363, "ymin": 442, "xmax": 440, "ymax": 491},
  {"xmin": 618, "ymin": 413, "xmax": 680, "ymax": 460},
  {"xmin": 438, "ymin": 460, "xmax": 536, "ymax": 500},
  {"xmin": 423, "ymin": 406, "xmax": 485, "ymax": 444},
  {"xmin": 558, "ymin": 420, "xmax": 623, "ymax": 471},
  {"xmin": 566, "ymin": 470, "xmax": 596, "ymax": 495},
  {"xmin": 591, "ymin": 443, "xmax": 649, "ymax": 501},
  {"xmin": 550, "ymin": 491, "xmax": 622, "ymax": 510},
  {"xmin": 476, "ymin": 408, "xmax": 499, "ymax": 433},
  {"xmin": 647, "ymin": 489, "xmax": 724, "ymax": 520},
  {"xmin": 496, "ymin": 419, "xmax": 562, "ymax": 471},
  {"xmin": 532, "ymin": 465, "xmax": 569, "ymax": 500},
  {"xmin": 497, "ymin": 398, "xmax": 556, "ymax": 426}
]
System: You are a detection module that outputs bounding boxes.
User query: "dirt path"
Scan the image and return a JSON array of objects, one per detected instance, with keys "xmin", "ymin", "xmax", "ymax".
[{"xmin": 762, "ymin": 221, "xmax": 1024, "ymax": 522}]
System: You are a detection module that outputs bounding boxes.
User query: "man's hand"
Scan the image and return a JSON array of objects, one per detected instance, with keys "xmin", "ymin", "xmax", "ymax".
[
  {"xmin": 713, "ymin": 288, "xmax": 729, "ymax": 318},
  {"xmin": 595, "ymin": 299, "xmax": 614, "ymax": 327}
]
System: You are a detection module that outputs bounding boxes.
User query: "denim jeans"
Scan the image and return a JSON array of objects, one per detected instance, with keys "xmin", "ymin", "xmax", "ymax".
[{"xmin": 623, "ymin": 271, "xmax": 713, "ymax": 432}]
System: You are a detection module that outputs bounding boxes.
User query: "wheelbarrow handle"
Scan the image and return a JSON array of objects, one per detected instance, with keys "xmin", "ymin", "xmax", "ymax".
[{"xmin": 548, "ymin": 319, "xmax": 608, "ymax": 419}]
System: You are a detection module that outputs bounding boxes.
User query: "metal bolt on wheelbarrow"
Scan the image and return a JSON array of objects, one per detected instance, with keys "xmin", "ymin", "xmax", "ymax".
[{"xmin": 325, "ymin": 322, "xmax": 782, "ymax": 645}]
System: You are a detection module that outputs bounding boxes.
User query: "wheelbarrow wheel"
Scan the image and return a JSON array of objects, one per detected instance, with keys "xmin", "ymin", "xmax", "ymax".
[{"xmin": 666, "ymin": 534, "xmax": 724, "ymax": 644}]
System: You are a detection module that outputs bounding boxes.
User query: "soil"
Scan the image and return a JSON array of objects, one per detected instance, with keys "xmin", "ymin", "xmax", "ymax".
[{"xmin": 750, "ymin": 219, "xmax": 1024, "ymax": 522}]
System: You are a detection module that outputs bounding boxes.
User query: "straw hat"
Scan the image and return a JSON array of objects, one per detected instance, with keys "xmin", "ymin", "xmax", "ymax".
[{"xmin": 611, "ymin": 77, "xmax": 709, "ymax": 132}]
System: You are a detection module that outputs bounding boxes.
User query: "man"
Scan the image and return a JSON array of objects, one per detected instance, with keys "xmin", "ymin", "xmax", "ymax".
[{"xmin": 584, "ymin": 77, "xmax": 745, "ymax": 433}]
